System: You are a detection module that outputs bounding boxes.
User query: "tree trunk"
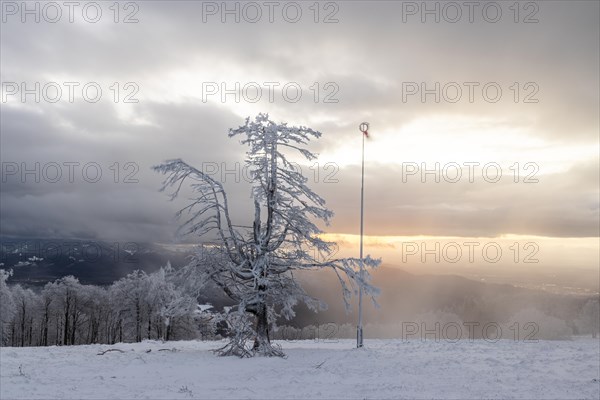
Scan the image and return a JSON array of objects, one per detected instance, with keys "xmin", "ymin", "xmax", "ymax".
[
  {"xmin": 28, "ymin": 320, "xmax": 33, "ymax": 346},
  {"xmin": 42, "ymin": 311, "xmax": 49, "ymax": 347},
  {"xmin": 253, "ymin": 302, "xmax": 270, "ymax": 350},
  {"xmin": 155, "ymin": 318, "xmax": 162, "ymax": 339},
  {"xmin": 147, "ymin": 309, "xmax": 152, "ymax": 340},
  {"xmin": 71, "ymin": 310, "xmax": 79, "ymax": 345},
  {"xmin": 19, "ymin": 302, "xmax": 25, "ymax": 347},
  {"xmin": 135, "ymin": 301, "xmax": 141, "ymax": 342},
  {"xmin": 63, "ymin": 296, "xmax": 70, "ymax": 345},
  {"xmin": 55, "ymin": 316, "xmax": 60, "ymax": 345},
  {"xmin": 119, "ymin": 319, "xmax": 123, "ymax": 343}
]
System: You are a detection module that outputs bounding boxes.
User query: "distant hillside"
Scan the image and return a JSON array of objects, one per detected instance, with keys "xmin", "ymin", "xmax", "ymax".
[
  {"xmin": 1, "ymin": 238, "xmax": 190, "ymax": 287},
  {"xmin": 290, "ymin": 266, "xmax": 593, "ymax": 333}
]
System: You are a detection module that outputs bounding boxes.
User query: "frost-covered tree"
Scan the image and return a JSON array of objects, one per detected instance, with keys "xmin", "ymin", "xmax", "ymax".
[
  {"xmin": 155, "ymin": 113, "xmax": 380, "ymax": 357},
  {"xmin": 149, "ymin": 262, "xmax": 197, "ymax": 341},
  {"xmin": 82, "ymin": 285, "xmax": 110, "ymax": 344},
  {"xmin": 44, "ymin": 276, "xmax": 89, "ymax": 345},
  {"xmin": 9, "ymin": 284, "xmax": 39, "ymax": 347},
  {"xmin": 38, "ymin": 284, "xmax": 54, "ymax": 346},
  {"xmin": 0, "ymin": 270, "xmax": 15, "ymax": 346},
  {"xmin": 111, "ymin": 271, "xmax": 150, "ymax": 342}
]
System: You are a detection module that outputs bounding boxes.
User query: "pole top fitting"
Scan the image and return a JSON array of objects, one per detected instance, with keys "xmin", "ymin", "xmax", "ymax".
[{"xmin": 359, "ymin": 122, "xmax": 369, "ymax": 134}]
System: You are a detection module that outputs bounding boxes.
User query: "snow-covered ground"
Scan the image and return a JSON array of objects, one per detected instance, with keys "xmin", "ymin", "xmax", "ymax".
[{"xmin": 1, "ymin": 338, "xmax": 598, "ymax": 399}]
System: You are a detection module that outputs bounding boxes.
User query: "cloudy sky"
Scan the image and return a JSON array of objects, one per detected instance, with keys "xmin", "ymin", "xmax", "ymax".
[{"xmin": 1, "ymin": 1, "xmax": 598, "ymax": 287}]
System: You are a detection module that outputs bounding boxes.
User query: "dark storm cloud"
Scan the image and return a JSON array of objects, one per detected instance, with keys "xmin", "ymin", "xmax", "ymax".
[
  {"xmin": 0, "ymin": 0, "xmax": 598, "ymax": 241},
  {"xmin": 0, "ymin": 100, "xmax": 254, "ymax": 242}
]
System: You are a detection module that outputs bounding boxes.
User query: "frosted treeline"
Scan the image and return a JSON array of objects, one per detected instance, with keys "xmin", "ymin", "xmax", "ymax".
[
  {"xmin": 1, "ymin": 267, "xmax": 597, "ymax": 347},
  {"xmin": 0, "ymin": 265, "xmax": 214, "ymax": 347}
]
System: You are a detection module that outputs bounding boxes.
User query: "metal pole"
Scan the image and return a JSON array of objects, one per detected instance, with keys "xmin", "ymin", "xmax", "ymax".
[{"xmin": 357, "ymin": 122, "xmax": 368, "ymax": 348}]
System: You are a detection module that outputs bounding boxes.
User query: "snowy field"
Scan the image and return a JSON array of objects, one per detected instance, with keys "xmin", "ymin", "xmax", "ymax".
[{"xmin": 1, "ymin": 338, "xmax": 599, "ymax": 399}]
